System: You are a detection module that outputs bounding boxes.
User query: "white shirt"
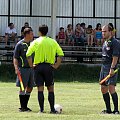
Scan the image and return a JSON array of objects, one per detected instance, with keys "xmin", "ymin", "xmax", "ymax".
[{"xmin": 5, "ymin": 27, "xmax": 17, "ymax": 34}]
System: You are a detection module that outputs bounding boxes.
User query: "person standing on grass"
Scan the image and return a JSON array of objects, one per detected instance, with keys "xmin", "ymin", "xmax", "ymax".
[
  {"xmin": 99, "ymin": 25, "xmax": 120, "ymax": 114},
  {"xmin": 13, "ymin": 28, "xmax": 35, "ymax": 112},
  {"xmin": 26, "ymin": 25, "xmax": 64, "ymax": 114}
]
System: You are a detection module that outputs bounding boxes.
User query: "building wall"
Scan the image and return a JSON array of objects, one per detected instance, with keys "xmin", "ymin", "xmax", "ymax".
[{"xmin": 0, "ymin": 0, "xmax": 119, "ymax": 38}]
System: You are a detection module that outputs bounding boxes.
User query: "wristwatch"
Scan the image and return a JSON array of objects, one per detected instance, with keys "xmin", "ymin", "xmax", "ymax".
[{"xmin": 110, "ymin": 67, "xmax": 115, "ymax": 70}]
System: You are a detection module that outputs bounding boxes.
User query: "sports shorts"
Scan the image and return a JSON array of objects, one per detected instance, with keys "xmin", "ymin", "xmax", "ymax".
[
  {"xmin": 34, "ymin": 63, "xmax": 54, "ymax": 87},
  {"xmin": 16, "ymin": 67, "xmax": 35, "ymax": 88},
  {"xmin": 99, "ymin": 64, "xmax": 118, "ymax": 86}
]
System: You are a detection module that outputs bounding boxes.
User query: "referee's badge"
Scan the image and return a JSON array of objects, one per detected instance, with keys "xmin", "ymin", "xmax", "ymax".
[
  {"xmin": 24, "ymin": 49, "xmax": 26, "ymax": 51},
  {"xmin": 106, "ymin": 47, "xmax": 110, "ymax": 50}
]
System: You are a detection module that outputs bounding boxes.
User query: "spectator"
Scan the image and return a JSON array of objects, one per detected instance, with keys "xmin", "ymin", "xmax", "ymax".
[
  {"xmin": 108, "ymin": 23, "xmax": 116, "ymax": 37},
  {"xmin": 94, "ymin": 23, "xmax": 103, "ymax": 46},
  {"xmin": 21, "ymin": 22, "xmax": 32, "ymax": 39},
  {"xmin": 75, "ymin": 23, "xmax": 84, "ymax": 46},
  {"xmin": 86, "ymin": 25, "xmax": 94, "ymax": 46},
  {"xmin": 80, "ymin": 22, "xmax": 87, "ymax": 41},
  {"xmin": 65, "ymin": 24, "xmax": 74, "ymax": 46},
  {"xmin": 57, "ymin": 27, "xmax": 66, "ymax": 45},
  {"xmin": 5, "ymin": 23, "xmax": 17, "ymax": 45}
]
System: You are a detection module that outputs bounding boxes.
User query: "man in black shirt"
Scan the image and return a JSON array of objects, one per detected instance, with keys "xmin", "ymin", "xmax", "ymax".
[
  {"xmin": 99, "ymin": 25, "xmax": 120, "ymax": 114},
  {"xmin": 21, "ymin": 22, "xmax": 32, "ymax": 39},
  {"xmin": 13, "ymin": 28, "xmax": 34, "ymax": 112}
]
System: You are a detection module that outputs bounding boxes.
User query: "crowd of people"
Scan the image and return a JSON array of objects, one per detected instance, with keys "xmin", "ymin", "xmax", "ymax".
[
  {"xmin": 57, "ymin": 22, "xmax": 116, "ymax": 47},
  {"xmin": 4, "ymin": 22, "xmax": 32, "ymax": 46},
  {"xmin": 1, "ymin": 22, "xmax": 116, "ymax": 47}
]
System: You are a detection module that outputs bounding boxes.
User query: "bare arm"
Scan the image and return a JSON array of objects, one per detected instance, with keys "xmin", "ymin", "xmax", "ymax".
[
  {"xmin": 27, "ymin": 57, "xmax": 33, "ymax": 68},
  {"xmin": 52, "ymin": 57, "xmax": 62, "ymax": 69},
  {"xmin": 13, "ymin": 58, "xmax": 19, "ymax": 74},
  {"xmin": 109, "ymin": 56, "xmax": 119, "ymax": 76}
]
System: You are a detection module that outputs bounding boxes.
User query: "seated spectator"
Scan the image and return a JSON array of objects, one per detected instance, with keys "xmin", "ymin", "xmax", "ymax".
[
  {"xmin": 86, "ymin": 25, "xmax": 94, "ymax": 46},
  {"xmin": 94, "ymin": 23, "xmax": 103, "ymax": 46},
  {"xmin": 65, "ymin": 24, "xmax": 74, "ymax": 46},
  {"xmin": 75, "ymin": 23, "xmax": 84, "ymax": 46},
  {"xmin": 21, "ymin": 22, "xmax": 32, "ymax": 39},
  {"xmin": 58, "ymin": 27, "xmax": 66, "ymax": 45},
  {"xmin": 5, "ymin": 23, "xmax": 17, "ymax": 45},
  {"xmin": 108, "ymin": 23, "xmax": 116, "ymax": 37},
  {"xmin": 80, "ymin": 23, "xmax": 87, "ymax": 41}
]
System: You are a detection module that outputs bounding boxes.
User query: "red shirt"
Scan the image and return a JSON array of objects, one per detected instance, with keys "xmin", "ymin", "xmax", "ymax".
[{"xmin": 58, "ymin": 32, "xmax": 65, "ymax": 39}]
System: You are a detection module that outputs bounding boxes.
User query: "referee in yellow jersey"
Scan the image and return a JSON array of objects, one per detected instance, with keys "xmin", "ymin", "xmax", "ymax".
[{"xmin": 26, "ymin": 25, "xmax": 64, "ymax": 114}]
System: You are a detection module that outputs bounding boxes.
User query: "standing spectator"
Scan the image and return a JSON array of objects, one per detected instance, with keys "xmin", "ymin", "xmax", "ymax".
[
  {"xmin": 65, "ymin": 24, "xmax": 74, "ymax": 46},
  {"xmin": 57, "ymin": 27, "xmax": 66, "ymax": 45},
  {"xmin": 21, "ymin": 22, "xmax": 32, "ymax": 39},
  {"xmin": 13, "ymin": 28, "xmax": 35, "ymax": 112},
  {"xmin": 99, "ymin": 25, "xmax": 120, "ymax": 114},
  {"xmin": 26, "ymin": 25, "xmax": 64, "ymax": 114},
  {"xmin": 5, "ymin": 23, "xmax": 17, "ymax": 45},
  {"xmin": 108, "ymin": 23, "xmax": 116, "ymax": 37},
  {"xmin": 86, "ymin": 25, "xmax": 94, "ymax": 46},
  {"xmin": 94, "ymin": 23, "xmax": 103, "ymax": 46}
]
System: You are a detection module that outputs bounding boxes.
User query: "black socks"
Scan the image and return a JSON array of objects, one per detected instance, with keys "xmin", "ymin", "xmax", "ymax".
[
  {"xmin": 19, "ymin": 95, "xmax": 25, "ymax": 109},
  {"xmin": 19, "ymin": 92, "xmax": 30, "ymax": 109},
  {"xmin": 48, "ymin": 92, "xmax": 55, "ymax": 112},
  {"xmin": 38, "ymin": 91, "xmax": 44, "ymax": 112},
  {"xmin": 24, "ymin": 95, "xmax": 30, "ymax": 109},
  {"xmin": 103, "ymin": 92, "xmax": 111, "ymax": 112},
  {"xmin": 111, "ymin": 92, "xmax": 118, "ymax": 112},
  {"xmin": 103, "ymin": 92, "xmax": 119, "ymax": 112}
]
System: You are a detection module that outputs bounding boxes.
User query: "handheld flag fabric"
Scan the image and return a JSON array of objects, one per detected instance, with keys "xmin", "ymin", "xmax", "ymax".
[
  {"xmin": 99, "ymin": 68, "xmax": 119, "ymax": 85},
  {"xmin": 17, "ymin": 69, "xmax": 24, "ymax": 91}
]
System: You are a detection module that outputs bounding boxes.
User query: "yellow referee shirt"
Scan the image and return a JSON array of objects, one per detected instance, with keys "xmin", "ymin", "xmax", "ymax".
[{"xmin": 26, "ymin": 36, "xmax": 64, "ymax": 64}]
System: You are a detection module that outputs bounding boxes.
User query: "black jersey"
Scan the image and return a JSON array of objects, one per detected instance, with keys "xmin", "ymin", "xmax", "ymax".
[
  {"xmin": 102, "ymin": 38, "xmax": 120, "ymax": 64},
  {"xmin": 13, "ymin": 39, "xmax": 31, "ymax": 68}
]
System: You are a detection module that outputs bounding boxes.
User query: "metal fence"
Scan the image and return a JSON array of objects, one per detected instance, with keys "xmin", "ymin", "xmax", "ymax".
[{"xmin": 0, "ymin": 0, "xmax": 119, "ymax": 37}]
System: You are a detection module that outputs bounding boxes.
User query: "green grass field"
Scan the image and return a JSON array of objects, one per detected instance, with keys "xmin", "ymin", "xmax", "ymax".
[{"xmin": 0, "ymin": 82, "xmax": 120, "ymax": 120}]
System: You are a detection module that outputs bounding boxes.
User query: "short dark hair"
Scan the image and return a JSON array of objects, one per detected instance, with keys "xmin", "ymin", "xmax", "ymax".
[
  {"xmin": 39, "ymin": 25, "xmax": 48, "ymax": 36},
  {"xmin": 76, "ymin": 23, "xmax": 81, "ymax": 27},
  {"xmin": 60, "ymin": 27, "xmax": 64, "ymax": 31},
  {"xmin": 80, "ymin": 23, "xmax": 85, "ymax": 26},
  {"xmin": 25, "ymin": 22, "xmax": 29, "ymax": 25},
  {"xmin": 88, "ymin": 25, "xmax": 92, "ymax": 29},
  {"xmin": 108, "ymin": 25, "xmax": 114, "ymax": 31},
  {"xmin": 67, "ymin": 24, "xmax": 72, "ymax": 28},
  {"xmin": 96, "ymin": 23, "xmax": 101, "ymax": 30},
  {"xmin": 108, "ymin": 23, "xmax": 114, "ymax": 31},
  {"xmin": 23, "ymin": 28, "xmax": 33, "ymax": 36},
  {"xmin": 8, "ymin": 23, "xmax": 13, "ymax": 27}
]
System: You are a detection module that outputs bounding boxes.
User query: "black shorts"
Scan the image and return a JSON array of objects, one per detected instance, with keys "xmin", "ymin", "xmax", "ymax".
[{"xmin": 34, "ymin": 63, "xmax": 54, "ymax": 87}]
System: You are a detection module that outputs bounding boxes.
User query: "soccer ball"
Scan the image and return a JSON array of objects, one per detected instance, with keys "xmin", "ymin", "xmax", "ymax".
[{"xmin": 54, "ymin": 104, "xmax": 62, "ymax": 114}]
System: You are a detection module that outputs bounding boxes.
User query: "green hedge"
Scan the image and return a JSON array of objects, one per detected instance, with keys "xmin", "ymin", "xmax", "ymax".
[
  {"xmin": 54, "ymin": 64, "xmax": 101, "ymax": 82},
  {"xmin": 0, "ymin": 64, "xmax": 16, "ymax": 82},
  {"xmin": 0, "ymin": 64, "xmax": 119, "ymax": 83}
]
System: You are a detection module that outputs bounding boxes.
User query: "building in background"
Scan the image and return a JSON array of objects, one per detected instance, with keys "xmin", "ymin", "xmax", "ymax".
[{"xmin": 0, "ymin": 0, "xmax": 120, "ymax": 38}]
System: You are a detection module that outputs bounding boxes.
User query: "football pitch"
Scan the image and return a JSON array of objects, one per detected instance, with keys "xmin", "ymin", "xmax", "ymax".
[{"xmin": 0, "ymin": 82, "xmax": 120, "ymax": 120}]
